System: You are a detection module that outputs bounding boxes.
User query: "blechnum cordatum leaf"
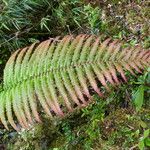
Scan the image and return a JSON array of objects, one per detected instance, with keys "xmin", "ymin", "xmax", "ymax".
[{"xmin": 0, "ymin": 34, "xmax": 150, "ymax": 131}]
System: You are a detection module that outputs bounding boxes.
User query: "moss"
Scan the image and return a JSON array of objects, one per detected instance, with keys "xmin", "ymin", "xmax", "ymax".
[{"xmin": 4, "ymin": 102, "xmax": 150, "ymax": 149}]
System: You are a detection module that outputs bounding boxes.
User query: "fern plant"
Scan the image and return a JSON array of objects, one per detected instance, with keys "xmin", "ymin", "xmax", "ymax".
[{"xmin": 0, "ymin": 34, "xmax": 149, "ymax": 131}]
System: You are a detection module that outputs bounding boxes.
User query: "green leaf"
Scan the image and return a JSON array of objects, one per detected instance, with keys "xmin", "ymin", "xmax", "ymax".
[
  {"xmin": 144, "ymin": 129, "xmax": 149, "ymax": 138},
  {"xmin": 139, "ymin": 121, "xmax": 147, "ymax": 129},
  {"xmin": 0, "ymin": 60, "xmax": 2, "ymax": 64},
  {"xmin": 145, "ymin": 138, "xmax": 150, "ymax": 147},
  {"xmin": 133, "ymin": 85, "xmax": 144, "ymax": 111},
  {"xmin": 138, "ymin": 140, "xmax": 145, "ymax": 150}
]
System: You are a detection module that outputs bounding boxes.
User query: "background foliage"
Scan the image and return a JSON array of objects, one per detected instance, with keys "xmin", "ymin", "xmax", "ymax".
[{"xmin": 0, "ymin": 0, "xmax": 150, "ymax": 150}]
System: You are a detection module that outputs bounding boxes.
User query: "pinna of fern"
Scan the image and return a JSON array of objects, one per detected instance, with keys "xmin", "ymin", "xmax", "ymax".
[{"xmin": 0, "ymin": 34, "xmax": 149, "ymax": 131}]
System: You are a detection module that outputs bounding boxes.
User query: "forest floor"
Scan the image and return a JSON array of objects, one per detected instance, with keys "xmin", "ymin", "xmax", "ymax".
[{"xmin": 0, "ymin": 0, "xmax": 150, "ymax": 150}]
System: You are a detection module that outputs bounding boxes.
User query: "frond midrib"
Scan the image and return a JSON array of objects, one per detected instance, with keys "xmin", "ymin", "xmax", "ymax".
[{"xmin": 3, "ymin": 58, "xmax": 144, "ymax": 91}]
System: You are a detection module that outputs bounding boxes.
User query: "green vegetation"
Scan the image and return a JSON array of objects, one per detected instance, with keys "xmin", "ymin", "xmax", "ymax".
[{"xmin": 0, "ymin": 0, "xmax": 150, "ymax": 150}]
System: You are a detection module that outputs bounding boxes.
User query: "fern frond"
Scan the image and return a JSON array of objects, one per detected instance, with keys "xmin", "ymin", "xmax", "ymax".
[{"xmin": 0, "ymin": 34, "xmax": 150, "ymax": 130}]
